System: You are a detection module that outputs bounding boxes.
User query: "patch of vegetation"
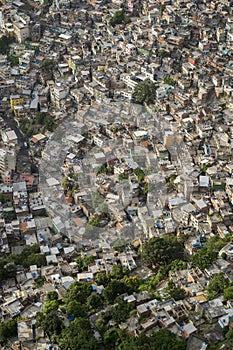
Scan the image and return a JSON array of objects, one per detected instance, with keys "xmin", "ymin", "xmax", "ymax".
[
  {"xmin": 133, "ymin": 80, "xmax": 156, "ymax": 105},
  {"xmin": 118, "ymin": 172, "xmax": 129, "ymax": 180},
  {"xmin": 88, "ymin": 215, "xmax": 100, "ymax": 227},
  {"xmin": 7, "ymin": 53, "xmax": 19, "ymax": 66},
  {"xmin": 164, "ymin": 75, "xmax": 176, "ymax": 86},
  {"xmin": 76, "ymin": 255, "xmax": 96, "ymax": 272},
  {"xmin": 110, "ymin": 9, "xmax": 131, "ymax": 27},
  {"xmin": 20, "ymin": 112, "xmax": 56, "ymax": 137},
  {"xmin": 91, "ymin": 191, "xmax": 108, "ymax": 214},
  {"xmin": 97, "ymin": 164, "xmax": 114, "ymax": 175},
  {"xmin": 158, "ymin": 49, "xmax": 170, "ymax": 58},
  {"xmin": 143, "ymin": 181, "xmax": 151, "ymax": 195},
  {"xmin": 166, "ymin": 173, "xmax": 177, "ymax": 190},
  {"xmin": 61, "ymin": 174, "xmax": 79, "ymax": 198},
  {"xmin": 142, "ymin": 235, "xmax": 184, "ymax": 268},
  {"xmin": 191, "ymin": 235, "xmax": 231, "ymax": 271},
  {"xmin": 206, "ymin": 273, "xmax": 231, "ymax": 300},
  {"xmin": 165, "ymin": 279, "xmax": 187, "ymax": 301},
  {"xmin": 0, "ymin": 318, "xmax": 18, "ymax": 345},
  {"xmin": 133, "ymin": 167, "xmax": 145, "ymax": 182},
  {"xmin": 35, "ymin": 276, "xmax": 46, "ymax": 288},
  {"xmin": 40, "ymin": 58, "xmax": 56, "ymax": 71},
  {"xmin": 0, "ymin": 36, "xmax": 14, "ymax": 54},
  {"xmin": 200, "ymin": 163, "xmax": 211, "ymax": 175}
]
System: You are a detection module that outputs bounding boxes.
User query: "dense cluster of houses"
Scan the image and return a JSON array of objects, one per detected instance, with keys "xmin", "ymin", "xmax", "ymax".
[{"xmin": 0, "ymin": 0, "xmax": 233, "ymax": 348}]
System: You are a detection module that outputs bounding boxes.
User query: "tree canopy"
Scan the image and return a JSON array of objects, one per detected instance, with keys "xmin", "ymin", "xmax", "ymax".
[
  {"xmin": 59, "ymin": 317, "xmax": 101, "ymax": 350},
  {"xmin": 0, "ymin": 36, "xmax": 14, "ymax": 54},
  {"xmin": 165, "ymin": 279, "xmax": 187, "ymax": 301},
  {"xmin": 40, "ymin": 58, "xmax": 55, "ymax": 71},
  {"xmin": 224, "ymin": 286, "xmax": 233, "ymax": 301},
  {"xmin": 101, "ymin": 328, "xmax": 186, "ymax": 350},
  {"xmin": 110, "ymin": 9, "xmax": 131, "ymax": 27},
  {"xmin": 206, "ymin": 273, "xmax": 230, "ymax": 300},
  {"xmin": 36, "ymin": 309, "xmax": 64, "ymax": 343},
  {"xmin": 191, "ymin": 236, "xmax": 229, "ymax": 271},
  {"xmin": 0, "ymin": 244, "xmax": 47, "ymax": 283},
  {"xmin": 63, "ymin": 281, "xmax": 93, "ymax": 305},
  {"xmin": 133, "ymin": 80, "xmax": 156, "ymax": 105},
  {"xmin": 133, "ymin": 168, "xmax": 145, "ymax": 182},
  {"xmin": 0, "ymin": 319, "xmax": 18, "ymax": 345},
  {"xmin": 76, "ymin": 255, "xmax": 96, "ymax": 272},
  {"xmin": 20, "ymin": 112, "xmax": 56, "ymax": 137},
  {"xmin": 141, "ymin": 236, "xmax": 184, "ymax": 268}
]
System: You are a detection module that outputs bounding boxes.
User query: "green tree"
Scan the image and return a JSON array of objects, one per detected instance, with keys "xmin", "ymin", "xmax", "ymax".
[
  {"xmin": 103, "ymin": 280, "xmax": 129, "ymax": 304},
  {"xmin": 7, "ymin": 53, "xmax": 19, "ymax": 66},
  {"xmin": 95, "ymin": 310, "xmax": 112, "ymax": 334},
  {"xmin": 110, "ymin": 9, "xmax": 124, "ymax": 26},
  {"xmin": 164, "ymin": 75, "xmax": 176, "ymax": 86},
  {"xmin": 61, "ymin": 176, "xmax": 71, "ymax": 192},
  {"xmin": 76, "ymin": 255, "xmax": 96, "ymax": 272},
  {"xmin": 103, "ymin": 328, "xmax": 119, "ymax": 349},
  {"xmin": 95, "ymin": 272, "xmax": 109, "ymax": 287},
  {"xmin": 0, "ymin": 36, "xmax": 14, "ymax": 54},
  {"xmin": 207, "ymin": 273, "xmax": 230, "ymax": 299},
  {"xmin": 143, "ymin": 182, "xmax": 152, "ymax": 195},
  {"xmin": 92, "ymin": 192, "xmax": 108, "ymax": 214},
  {"xmin": 35, "ymin": 276, "xmax": 46, "ymax": 288},
  {"xmin": 166, "ymin": 173, "xmax": 177, "ymax": 186},
  {"xmin": 110, "ymin": 9, "xmax": 130, "ymax": 27},
  {"xmin": 0, "ymin": 319, "xmax": 17, "ymax": 345},
  {"xmin": 221, "ymin": 252, "xmax": 227, "ymax": 260},
  {"xmin": 139, "ymin": 267, "xmax": 167, "ymax": 293},
  {"xmin": 0, "ymin": 194, "xmax": 5, "ymax": 204},
  {"xmin": 224, "ymin": 286, "xmax": 233, "ymax": 301},
  {"xmin": 97, "ymin": 164, "xmax": 108, "ymax": 175},
  {"xmin": 166, "ymin": 280, "xmax": 187, "ymax": 301},
  {"xmin": 43, "ymin": 300, "xmax": 59, "ymax": 314},
  {"xmin": 158, "ymin": 49, "xmax": 170, "ymax": 58},
  {"xmin": 71, "ymin": 183, "xmax": 79, "ymax": 196},
  {"xmin": 110, "ymin": 328, "xmax": 186, "ymax": 350},
  {"xmin": 169, "ymin": 259, "xmax": 187, "ymax": 272},
  {"xmin": 88, "ymin": 215, "xmax": 100, "ymax": 227},
  {"xmin": 22, "ymin": 243, "xmax": 40, "ymax": 254},
  {"xmin": 40, "ymin": 58, "xmax": 55, "ymax": 71},
  {"xmin": 133, "ymin": 80, "xmax": 156, "ymax": 105},
  {"xmin": 35, "ymin": 112, "xmax": 45, "ymax": 124},
  {"xmin": 0, "ymin": 259, "xmax": 10, "ymax": 282},
  {"xmin": 87, "ymin": 294, "xmax": 103, "ymax": 311},
  {"xmin": 64, "ymin": 282, "xmax": 92, "ymax": 305},
  {"xmin": 121, "ymin": 275, "xmax": 140, "ymax": 293},
  {"xmin": 112, "ymin": 299, "xmax": 132, "ymax": 324},
  {"xmin": 142, "ymin": 236, "xmax": 184, "ymax": 268},
  {"xmin": 191, "ymin": 246, "xmax": 217, "ymax": 271},
  {"xmin": 59, "ymin": 318, "xmax": 101, "ymax": 350},
  {"xmin": 226, "ymin": 329, "xmax": 233, "ymax": 342},
  {"xmin": 133, "ymin": 168, "xmax": 145, "ymax": 182},
  {"xmin": 191, "ymin": 236, "xmax": 227, "ymax": 270},
  {"xmin": 3, "ymin": 209, "xmax": 16, "ymax": 222},
  {"xmin": 66, "ymin": 300, "xmax": 87, "ymax": 318},
  {"xmin": 200, "ymin": 163, "xmax": 211, "ymax": 175},
  {"xmin": 4, "ymin": 262, "xmax": 17, "ymax": 279},
  {"xmin": 118, "ymin": 172, "xmax": 129, "ymax": 181},
  {"xmin": 22, "ymin": 253, "xmax": 46, "ymax": 268},
  {"xmin": 148, "ymin": 329, "xmax": 186, "ymax": 350},
  {"xmin": 46, "ymin": 291, "xmax": 59, "ymax": 301},
  {"xmin": 36, "ymin": 310, "xmax": 64, "ymax": 342},
  {"xmin": 110, "ymin": 264, "xmax": 129, "ymax": 280},
  {"xmin": 10, "ymin": 244, "xmax": 40, "ymax": 264}
]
